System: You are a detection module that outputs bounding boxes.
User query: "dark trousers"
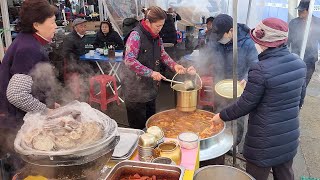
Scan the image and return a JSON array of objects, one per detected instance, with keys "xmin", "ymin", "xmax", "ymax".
[
  {"xmin": 125, "ymin": 99, "xmax": 156, "ymax": 130},
  {"xmin": 305, "ymin": 61, "xmax": 316, "ymax": 86},
  {"xmin": 246, "ymin": 159, "xmax": 294, "ymax": 180}
]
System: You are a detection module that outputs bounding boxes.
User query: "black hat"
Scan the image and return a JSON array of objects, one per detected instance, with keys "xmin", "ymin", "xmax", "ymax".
[
  {"xmin": 296, "ymin": 0, "xmax": 310, "ymax": 11},
  {"xmin": 206, "ymin": 17, "xmax": 215, "ymax": 24},
  {"xmin": 212, "ymin": 14, "xmax": 233, "ymax": 41}
]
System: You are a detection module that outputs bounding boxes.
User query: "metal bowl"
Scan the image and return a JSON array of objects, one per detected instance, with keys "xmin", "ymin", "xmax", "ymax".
[
  {"xmin": 147, "ymin": 126, "xmax": 164, "ymax": 144},
  {"xmin": 193, "ymin": 165, "xmax": 255, "ymax": 180},
  {"xmin": 138, "ymin": 133, "xmax": 157, "ymax": 148},
  {"xmin": 215, "ymin": 79, "xmax": 244, "ymax": 99}
]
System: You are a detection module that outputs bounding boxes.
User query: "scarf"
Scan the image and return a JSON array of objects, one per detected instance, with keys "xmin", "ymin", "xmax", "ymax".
[{"xmin": 141, "ymin": 19, "xmax": 160, "ymax": 39}]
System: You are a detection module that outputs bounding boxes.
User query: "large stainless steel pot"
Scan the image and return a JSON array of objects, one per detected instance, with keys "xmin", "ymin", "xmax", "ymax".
[
  {"xmin": 15, "ymin": 110, "xmax": 119, "ymax": 166},
  {"xmin": 14, "ymin": 109, "xmax": 120, "ymax": 179},
  {"xmin": 146, "ymin": 109, "xmax": 232, "ymax": 161},
  {"xmin": 146, "ymin": 109, "xmax": 224, "ymax": 149},
  {"xmin": 15, "ymin": 137, "xmax": 119, "ymax": 180},
  {"xmin": 171, "ymin": 73, "xmax": 202, "ymax": 112},
  {"xmin": 193, "ymin": 165, "xmax": 255, "ymax": 180}
]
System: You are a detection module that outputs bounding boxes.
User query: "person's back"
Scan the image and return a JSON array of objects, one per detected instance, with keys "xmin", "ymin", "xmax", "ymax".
[
  {"xmin": 160, "ymin": 13, "xmax": 177, "ymax": 44},
  {"xmin": 122, "ymin": 17, "xmax": 139, "ymax": 38},
  {"xmin": 212, "ymin": 18, "xmax": 307, "ymax": 180},
  {"xmin": 243, "ymin": 46, "xmax": 306, "ymax": 166}
]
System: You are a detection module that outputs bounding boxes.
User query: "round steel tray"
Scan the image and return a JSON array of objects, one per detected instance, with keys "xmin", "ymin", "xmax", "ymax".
[{"xmin": 199, "ymin": 130, "xmax": 233, "ymax": 161}]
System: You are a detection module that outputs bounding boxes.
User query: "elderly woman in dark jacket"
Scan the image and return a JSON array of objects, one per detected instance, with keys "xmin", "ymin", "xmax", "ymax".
[
  {"xmin": 211, "ymin": 18, "xmax": 307, "ymax": 180},
  {"xmin": 93, "ymin": 21, "xmax": 124, "ymax": 50},
  {"xmin": 0, "ymin": 0, "xmax": 58, "ymax": 177}
]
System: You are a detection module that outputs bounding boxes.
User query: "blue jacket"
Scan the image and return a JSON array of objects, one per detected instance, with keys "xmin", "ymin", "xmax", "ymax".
[
  {"xmin": 220, "ymin": 46, "xmax": 307, "ymax": 167},
  {"xmin": 207, "ymin": 24, "xmax": 258, "ymax": 82}
]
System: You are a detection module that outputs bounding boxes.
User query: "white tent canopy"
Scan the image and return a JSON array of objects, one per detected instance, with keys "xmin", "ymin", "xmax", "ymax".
[
  {"xmin": 99, "ymin": 0, "xmax": 232, "ymax": 35},
  {"xmin": 98, "ymin": 0, "xmax": 288, "ymax": 36}
]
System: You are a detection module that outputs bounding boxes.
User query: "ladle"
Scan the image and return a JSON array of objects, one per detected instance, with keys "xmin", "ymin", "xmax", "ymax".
[
  {"xmin": 183, "ymin": 80, "xmax": 195, "ymax": 91},
  {"xmin": 163, "ymin": 79, "xmax": 195, "ymax": 91},
  {"xmin": 163, "ymin": 79, "xmax": 184, "ymax": 84}
]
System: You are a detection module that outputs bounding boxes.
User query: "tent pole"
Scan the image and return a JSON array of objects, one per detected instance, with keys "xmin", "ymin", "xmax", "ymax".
[
  {"xmin": 300, "ymin": 0, "xmax": 315, "ymax": 60},
  {"xmin": 98, "ymin": 0, "xmax": 104, "ymax": 21},
  {"xmin": 245, "ymin": 0, "xmax": 252, "ymax": 25},
  {"xmin": 232, "ymin": 0, "xmax": 239, "ymax": 167},
  {"xmin": 0, "ymin": 0, "xmax": 12, "ymax": 48}
]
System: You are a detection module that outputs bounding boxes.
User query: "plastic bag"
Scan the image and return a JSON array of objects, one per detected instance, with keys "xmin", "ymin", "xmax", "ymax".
[{"xmin": 14, "ymin": 101, "xmax": 118, "ymax": 155}]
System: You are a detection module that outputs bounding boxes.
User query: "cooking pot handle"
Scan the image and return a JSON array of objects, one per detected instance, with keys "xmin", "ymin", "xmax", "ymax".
[{"xmin": 170, "ymin": 72, "xmax": 202, "ymax": 89}]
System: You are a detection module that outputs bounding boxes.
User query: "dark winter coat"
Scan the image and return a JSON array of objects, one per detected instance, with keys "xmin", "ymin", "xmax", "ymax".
[
  {"xmin": 288, "ymin": 16, "xmax": 320, "ymax": 63},
  {"xmin": 160, "ymin": 13, "xmax": 180, "ymax": 44},
  {"xmin": 121, "ymin": 23, "xmax": 161, "ymax": 103},
  {"xmin": 122, "ymin": 18, "xmax": 139, "ymax": 38},
  {"xmin": 93, "ymin": 30, "xmax": 124, "ymax": 50},
  {"xmin": 207, "ymin": 24, "xmax": 258, "ymax": 82},
  {"xmin": 62, "ymin": 30, "xmax": 87, "ymax": 60},
  {"xmin": 0, "ymin": 33, "xmax": 50, "ymax": 129},
  {"xmin": 220, "ymin": 46, "xmax": 307, "ymax": 167},
  {"xmin": 62, "ymin": 31, "xmax": 94, "ymax": 74}
]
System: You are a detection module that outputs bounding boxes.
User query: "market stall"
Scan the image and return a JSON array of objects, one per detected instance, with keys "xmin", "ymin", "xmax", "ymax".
[{"xmin": 12, "ymin": 73, "xmax": 226, "ymax": 180}]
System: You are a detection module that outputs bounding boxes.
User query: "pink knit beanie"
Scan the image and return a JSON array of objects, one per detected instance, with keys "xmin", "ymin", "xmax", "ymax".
[{"xmin": 250, "ymin": 18, "xmax": 288, "ymax": 47}]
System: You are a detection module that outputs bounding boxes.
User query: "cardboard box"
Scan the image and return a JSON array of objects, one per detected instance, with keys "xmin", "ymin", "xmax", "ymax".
[{"xmin": 86, "ymin": 21, "xmax": 101, "ymax": 31}]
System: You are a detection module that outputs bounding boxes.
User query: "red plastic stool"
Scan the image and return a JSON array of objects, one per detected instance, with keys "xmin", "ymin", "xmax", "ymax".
[
  {"xmin": 89, "ymin": 75, "xmax": 120, "ymax": 111},
  {"xmin": 198, "ymin": 76, "xmax": 214, "ymax": 108}
]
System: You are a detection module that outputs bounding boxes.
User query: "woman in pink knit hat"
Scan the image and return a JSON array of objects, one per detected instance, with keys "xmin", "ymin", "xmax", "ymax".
[{"xmin": 211, "ymin": 18, "xmax": 307, "ymax": 180}]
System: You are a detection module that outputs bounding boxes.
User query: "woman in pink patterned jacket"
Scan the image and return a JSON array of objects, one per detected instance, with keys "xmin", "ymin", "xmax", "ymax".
[{"xmin": 122, "ymin": 6, "xmax": 195, "ymax": 129}]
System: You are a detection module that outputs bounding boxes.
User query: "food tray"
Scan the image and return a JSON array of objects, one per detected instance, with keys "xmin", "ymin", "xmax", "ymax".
[
  {"xmin": 111, "ymin": 128, "xmax": 144, "ymax": 160},
  {"xmin": 104, "ymin": 160, "xmax": 185, "ymax": 180}
]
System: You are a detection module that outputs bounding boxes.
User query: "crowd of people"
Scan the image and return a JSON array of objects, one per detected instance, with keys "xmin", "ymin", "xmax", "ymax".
[{"xmin": 0, "ymin": 0, "xmax": 319, "ymax": 179}]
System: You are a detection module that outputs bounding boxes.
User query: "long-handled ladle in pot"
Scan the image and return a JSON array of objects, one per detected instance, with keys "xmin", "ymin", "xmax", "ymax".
[{"xmin": 163, "ymin": 78, "xmax": 195, "ymax": 91}]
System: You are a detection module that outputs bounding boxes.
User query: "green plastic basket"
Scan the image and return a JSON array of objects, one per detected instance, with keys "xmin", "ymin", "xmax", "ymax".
[{"xmin": 301, "ymin": 176, "xmax": 320, "ymax": 180}]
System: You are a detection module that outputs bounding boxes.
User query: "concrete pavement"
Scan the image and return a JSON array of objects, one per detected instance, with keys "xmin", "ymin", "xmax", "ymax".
[{"xmin": 294, "ymin": 62, "xmax": 320, "ymax": 179}]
